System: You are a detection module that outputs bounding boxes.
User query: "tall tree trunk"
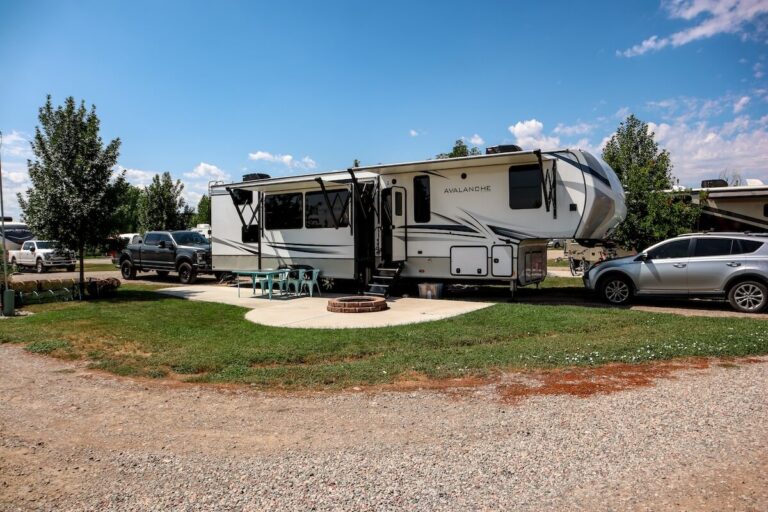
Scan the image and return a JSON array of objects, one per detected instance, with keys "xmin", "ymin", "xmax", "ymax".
[{"xmin": 79, "ymin": 245, "xmax": 85, "ymax": 299}]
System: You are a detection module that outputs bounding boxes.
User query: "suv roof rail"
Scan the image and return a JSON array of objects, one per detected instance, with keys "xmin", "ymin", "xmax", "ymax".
[{"xmin": 676, "ymin": 231, "xmax": 768, "ymax": 237}]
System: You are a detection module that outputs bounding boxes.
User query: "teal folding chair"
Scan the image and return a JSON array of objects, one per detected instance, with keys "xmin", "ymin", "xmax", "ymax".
[
  {"xmin": 286, "ymin": 269, "xmax": 305, "ymax": 296},
  {"xmin": 299, "ymin": 269, "xmax": 322, "ymax": 297},
  {"xmin": 273, "ymin": 269, "xmax": 291, "ymax": 296}
]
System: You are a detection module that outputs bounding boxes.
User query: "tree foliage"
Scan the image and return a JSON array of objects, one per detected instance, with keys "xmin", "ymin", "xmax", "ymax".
[
  {"xmin": 111, "ymin": 182, "xmax": 143, "ymax": 233},
  {"xmin": 602, "ymin": 115, "xmax": 699, "ymax": 251},
  {"xmin": 436, "ymin": 139, "xmax": 481, "ymax": 159},
  {"xmin": 193, "ymin": 194, "xmax": 211, "ymax": 226},
  {"xmin": 18, "ymin": 95, "xmax": 123, "ymax": 295},
  {"xmin": 139, "ymin": 172, "xmax": 194, "ymax": 231}
]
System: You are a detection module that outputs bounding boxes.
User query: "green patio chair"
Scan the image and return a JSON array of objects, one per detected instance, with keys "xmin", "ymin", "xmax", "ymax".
[{"xmin": 299, "ymin": 269, "xmax": 322, "ymax": 297}]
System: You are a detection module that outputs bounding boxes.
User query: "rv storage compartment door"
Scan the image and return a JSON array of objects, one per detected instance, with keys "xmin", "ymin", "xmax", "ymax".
[
  {"xmin": 491, "ymin": 245, "xmax": 513, "ymax": 277},
  {"xmin": 450, "ymin": 246, "xmax": 488, "ymax": 276}
]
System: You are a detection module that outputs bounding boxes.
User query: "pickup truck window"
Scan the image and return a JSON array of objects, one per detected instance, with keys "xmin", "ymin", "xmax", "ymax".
[
  {"xmin": 22, "ymin": 241, "xmax": 32, "ymax": 251},
  {"xmin": 144, "ymin": 233, "xmax": 160, "ymax": 245},
  {"xmin": 157, "ymin": 233, "xmax": 173, "ymax": 245},
  {"xmin": 35, "ymin": 241, "xmax": 54, "ymax": 249},
  {"xmin": 172, "ymin": 232, "xmax": 208, "ymax": 245}
]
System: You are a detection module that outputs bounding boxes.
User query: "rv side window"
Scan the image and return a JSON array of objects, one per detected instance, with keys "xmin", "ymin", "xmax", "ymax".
[
  {"xmin": 413, "ymin": 176, "xmax": 430, "ymax": 223},
  {"xmin": 231, "ymin": 189, "xmax": 253, "ymax": 205},
  {"xmin": 305, "ymin": 190, "xmax": 350, "ymax": 228},
  {"xmin": 264, "ymin": 193, "xmax": 303, "ymax": 230},
  {"xmin": 508, "ymin": 165, "xmax": 542, "ymax": 209}
]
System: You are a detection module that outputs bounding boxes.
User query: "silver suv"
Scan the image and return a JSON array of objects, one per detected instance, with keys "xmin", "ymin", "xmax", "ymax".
[{"xmin": 583, "ymin": 233, "xmax": 768, "ymax": 313}]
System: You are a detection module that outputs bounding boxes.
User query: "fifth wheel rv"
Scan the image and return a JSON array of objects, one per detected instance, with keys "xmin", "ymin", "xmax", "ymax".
[{"xmin": 210, "ymin": 146, "xmax": 626, "ymax": 296}]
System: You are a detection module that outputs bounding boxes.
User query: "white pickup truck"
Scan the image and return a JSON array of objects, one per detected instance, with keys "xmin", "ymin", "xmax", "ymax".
[{"xmin": 9, "ymin": 240, "xmax": 77, "ymax": 273}]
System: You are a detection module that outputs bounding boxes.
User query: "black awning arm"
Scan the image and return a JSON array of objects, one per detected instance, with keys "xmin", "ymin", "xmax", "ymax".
[
  {"xmin": 226, "ymin": 187, "xmax": 259, "ymax": 227},
  {"xmin": 347, "ymin": 168, "xmax": 368, "ymax": 221},
  {"xmin": 535, "ymin": 149, "xmax": 557, "ymax": 219},
  {"xmin": 314, "ymin": 177, "xmax": 340, "ymax": 229}
]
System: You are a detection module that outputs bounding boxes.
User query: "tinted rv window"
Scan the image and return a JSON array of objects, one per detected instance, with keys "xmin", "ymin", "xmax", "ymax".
[
  {"xmin": 413, "ymin": 176, "xmax": 430, "ymax": 223},
  {"xmin": 264, "ymin": 193, "xmax": 303, "ymax": 230},
  {"xmin": 305, "ymin": 190, "xmax": 350, "ymax": 228},
  {"xmin": 508, "ymin": 164, "xmax": 542, "ymax": 209},
  {"xmin": 230, "ymin": 189, "xmax": 253, "ymax": 205}
]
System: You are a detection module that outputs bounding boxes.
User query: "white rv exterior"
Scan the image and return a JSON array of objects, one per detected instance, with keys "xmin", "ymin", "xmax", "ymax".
[
  {"xmin": 687, "ymin": 180, "xmax": 768, "ymax": 232},
  {"xmin": 210, "ymin": 148, "xmax": 625, "ymax": 288}
]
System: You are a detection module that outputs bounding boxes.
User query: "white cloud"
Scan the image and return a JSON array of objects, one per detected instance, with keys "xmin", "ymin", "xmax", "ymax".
[
  {"xmin": 116, "ymin": 165, "xmax": 156, "ymax": 187},
  {"xmin": 184, "ymin": 162, "xmax": 228, "ymax": 181},
  {"xmin": 618, "ymin": 0, "xmax": 768, "ymax": 57},
  {"xmin": 553, "ymin": 122, "xmax": 594, "ymax": 136},
  {"xmin": 508, "ymin": 119, "xmax": 560, "ymax": 150},
  {"xmin": 614, "ymin": 106, "xmax": 631, "ymax": 119},
  {"xmin": 734, "ymin": 95, "xmax": 751, "ymax": 113},
  {"xmin": 468, "ymin": 133, "xmax": 484, "ymax": 145},
  {"xmin": 409, "ymin": 129, "xmax": 419, "ymax": 137},
  {"xmin": 0, "ymin": 130, "xmax": 33, "ymax": 159},
  {"xmin": 754, "ymin": 62, "xmax": 765, "ymax": 78},
  {"xmin": 647, "ymin": 115, "xmax": 768, "ymax": 185},
  {"xmin": 248, "ymin": 150, "xmax": 317, "ymax": 170}
]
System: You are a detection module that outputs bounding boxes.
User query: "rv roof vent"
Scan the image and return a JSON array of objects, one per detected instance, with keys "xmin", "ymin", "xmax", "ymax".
[
  {"xmin": 243, "ymin": 172, "xmax": 271, "ymax": 182},
  {"xmin": 485, "ymin": 144, "xmax": 523, "ymax": 155},
  {"xmin": 701, "ymin": 179, "xmax": 728, "ymax": 188}
]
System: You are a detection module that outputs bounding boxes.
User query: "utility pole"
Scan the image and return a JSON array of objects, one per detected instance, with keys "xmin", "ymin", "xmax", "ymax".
[{"xmin": 0, "ymin": 131, "xmax": 13, "ymax": 315}]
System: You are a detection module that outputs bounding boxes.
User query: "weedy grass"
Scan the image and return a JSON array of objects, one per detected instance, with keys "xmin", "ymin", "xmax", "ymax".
[{"xmin": 1, "ymin": 284, "xmax": 766, "ymax": 389}]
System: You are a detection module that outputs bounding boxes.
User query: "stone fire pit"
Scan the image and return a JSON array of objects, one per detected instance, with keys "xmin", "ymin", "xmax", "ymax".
[{"xmin": 327, "ymin": 296, "xmax": 388, "ymax": 313}]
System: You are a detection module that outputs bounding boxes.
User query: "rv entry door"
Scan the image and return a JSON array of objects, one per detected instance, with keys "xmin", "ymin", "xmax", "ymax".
[{"xmin": 381, "ymin": 186, "xmax": 407, "ymax": 262}]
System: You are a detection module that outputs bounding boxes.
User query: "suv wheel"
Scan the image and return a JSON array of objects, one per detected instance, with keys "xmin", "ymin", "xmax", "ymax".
[
  {"xmin": 120, "ymin": 260, "xmax": 136, "ymax": 280},
  {"xmin": 728, "ymin": 280, "xmax": 768, "ymax": 313},
  {"xmin": 599, "ymin": 275, "xmax": 632, "ymax": 305},
  {"xmin": 178, "ymin": 262, "xmax": 197, "ymax": 285}
]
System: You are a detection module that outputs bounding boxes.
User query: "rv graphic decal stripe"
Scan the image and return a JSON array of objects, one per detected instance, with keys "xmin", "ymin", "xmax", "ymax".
[
  {"xmin": 459, "ymin": 209, "xmax": 493, "ymax": 235},
  {"xmin": 700, "ymin": 205, "xmax": 768, "ymax": 229},
  {"xmin": 412, "ymin": 224, "xmax": 478, "ymax": 233},
  {"xmin": 488, "ymin": 225, "xmax": 532, "ymax": 240},
  {"xmin": 265, "ymin": 244, "xmax": 337, "ymax": 254},
  {"xmin": 266, "ymin": 242, "xmax": 352, "ymax": 248},
  {"xmin": 549, "ymin": 152, "xmax": 611, "ymax": 187},
  {"xmin": 214, "ymin": 237, "xmax": 261, "ymax": 256}
]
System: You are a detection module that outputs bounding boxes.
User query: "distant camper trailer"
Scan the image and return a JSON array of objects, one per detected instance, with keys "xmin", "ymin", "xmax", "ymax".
[
  {"xmin": 1, "ymin": 221, "xmax": 34, "ymax": 252},
  {"xmin": 686, "ymin": 179, "xmax": 768, "ymax": 233},
  {"xmin": 210, "ymin": 147, "xmax": 626, "ymax": 295}
]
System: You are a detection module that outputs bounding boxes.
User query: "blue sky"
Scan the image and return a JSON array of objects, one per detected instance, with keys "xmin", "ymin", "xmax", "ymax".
[{"xmin": 1, "ymin": 0, "xmax": 767, "ymax": 218}]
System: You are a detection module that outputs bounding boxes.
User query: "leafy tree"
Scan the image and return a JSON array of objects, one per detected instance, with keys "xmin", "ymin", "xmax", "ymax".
[
  {"xmin": 193, "ymin": 194, "xmax": 211, "ymax": 225},
  {"xmin": 602, "ymin": 114, "xmax": 699, "ymax": 251},
  {"xmin": 18, "ymin": 95, "xmax": 123, "ymax": 296},
  {"xmin": 112, "ymin": 182, "xmax": 143, "ymax": 233},
  {"xmin": 139, "ymin": 172, "xmax": 193, "ymax": 231},
  {"xmin": 436, "ymin": 139, "xmax": 481, "ymax": 159}
]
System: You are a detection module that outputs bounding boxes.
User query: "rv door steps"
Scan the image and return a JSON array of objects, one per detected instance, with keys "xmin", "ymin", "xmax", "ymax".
[{"xmin": 363, "ymin": 263, "xmax": 403, "ymax": 298}]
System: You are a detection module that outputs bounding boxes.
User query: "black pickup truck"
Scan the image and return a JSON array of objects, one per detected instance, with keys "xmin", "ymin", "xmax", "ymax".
[{"xmin": 118, "ymin": 230, "xmax": 213, "ymax": 284}]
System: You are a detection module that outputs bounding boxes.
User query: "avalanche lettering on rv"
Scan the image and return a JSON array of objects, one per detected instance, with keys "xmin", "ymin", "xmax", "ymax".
[{"xmin": 443, "ymin": 185, "xmax": 491, "ymax": 194}]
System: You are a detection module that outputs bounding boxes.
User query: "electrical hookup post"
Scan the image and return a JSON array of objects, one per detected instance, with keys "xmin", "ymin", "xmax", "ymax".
[{"xmin": 0, "ymin": 131, "xmax": 15, "ymax": 316}]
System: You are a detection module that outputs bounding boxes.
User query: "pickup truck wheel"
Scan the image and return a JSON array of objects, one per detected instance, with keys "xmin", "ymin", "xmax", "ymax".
[
  {"xmin": 67, "ymin": 265, "xmax": 76, "ymax": 272},
  {"xmin": 178, "ymin": 262, "xmax": 196, "ymax": 284},
  {"xmin": 120, "ymin": 260, "xmax": 137, "ymax": 280},
  {"xmin": 36, "ymin": 259, "xmax": 46, "ymax": 274},
  {"xmin": 728, "ymin": 280, "xmax": 768, "ymax": 313},
  {"xmin": 156, "ymin": 270, "xmax": 170, "ymax": 278},
  {"xmin": 10, "ymin": 257, "xmax": 17, "ymax": 270}
]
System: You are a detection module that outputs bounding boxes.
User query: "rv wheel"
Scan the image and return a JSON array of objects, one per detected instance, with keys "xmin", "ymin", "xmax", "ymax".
[
  {"xmin": 178, "ymin": 262, "xmax": 197, "ymax": 284},
  {"xmin": 120, "ymin": 260, "xmax": 136, "ymax": 280},
  {"xmin": 599, "ymin": 275, "xmax": 632, "ymax": 305}
]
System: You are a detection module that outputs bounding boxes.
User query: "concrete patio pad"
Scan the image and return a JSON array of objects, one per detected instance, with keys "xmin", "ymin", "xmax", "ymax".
[{"xmin": 156, "ymin": 285, "xmax": 492, "ymax": 329}]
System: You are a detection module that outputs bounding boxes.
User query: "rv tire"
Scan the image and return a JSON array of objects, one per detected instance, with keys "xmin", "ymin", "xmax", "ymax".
[
  {"xmin": 120, "ymin": 260, "xmax": 136, "ymax": 280},
  {"xmin": 178, "ymin": 262, "xmax": 196, "ymax": 285}
]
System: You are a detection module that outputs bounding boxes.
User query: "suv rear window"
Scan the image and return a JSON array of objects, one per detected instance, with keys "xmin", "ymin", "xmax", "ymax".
[
  {"xmin": 732, "ymin": 239, "xmax": 764, "ymax": 254},
  {"xmin": 693, "ymin": 238, "xmax": 732, "ymax": 257}
]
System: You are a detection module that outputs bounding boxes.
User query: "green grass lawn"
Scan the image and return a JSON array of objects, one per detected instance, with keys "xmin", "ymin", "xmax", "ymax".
[
  {"xmin": 547, "ymin": 258, "xmax": 571, "ymax": 268},
  {"xmin": 1, "ymin": 284, "xmax": 766, "ymax": 389}
]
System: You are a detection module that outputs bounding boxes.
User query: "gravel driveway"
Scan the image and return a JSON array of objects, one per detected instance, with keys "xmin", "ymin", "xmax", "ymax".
[{"xmin": 1, "ymin": 345, "xmax": 766, "ymax": 511}]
